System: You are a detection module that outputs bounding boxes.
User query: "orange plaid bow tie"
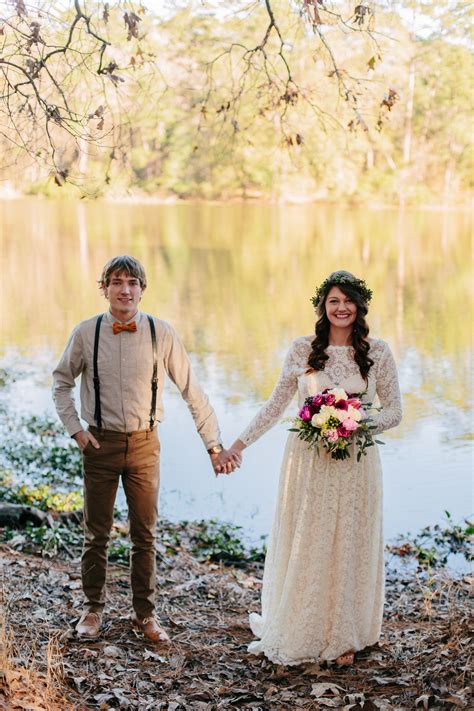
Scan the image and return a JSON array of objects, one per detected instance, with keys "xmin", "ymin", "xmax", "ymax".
[{"xmin": 112, "ymin": 321, "xmax": 137, "ymax": 335}]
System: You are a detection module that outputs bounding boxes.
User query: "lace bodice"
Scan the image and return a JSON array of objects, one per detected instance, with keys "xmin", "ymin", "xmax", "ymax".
[{"xmin": 239, "ymin": 336, "xmax": 402, "ymax": 446}]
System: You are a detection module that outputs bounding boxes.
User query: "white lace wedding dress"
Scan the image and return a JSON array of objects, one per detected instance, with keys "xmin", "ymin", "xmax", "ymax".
[{"xmin": 239, "ymin": 336, "xmax": 402, "ymax": 665}]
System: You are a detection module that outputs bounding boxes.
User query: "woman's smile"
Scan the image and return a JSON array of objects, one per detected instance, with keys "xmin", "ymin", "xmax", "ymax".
[{"xmin": 325, "ymin": 286, "xmax": 357, "ymax": 333}]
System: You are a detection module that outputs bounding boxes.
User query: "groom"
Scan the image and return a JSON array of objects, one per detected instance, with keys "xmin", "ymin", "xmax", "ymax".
[{"xmin": 52, "ymin": 255, "xmax": 239, "ymax": 642}]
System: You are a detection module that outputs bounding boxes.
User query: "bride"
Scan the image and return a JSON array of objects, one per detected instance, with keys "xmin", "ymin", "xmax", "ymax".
[{"xmin": 221, "ymin": 270, "xmax": 402, "ymax": 666}]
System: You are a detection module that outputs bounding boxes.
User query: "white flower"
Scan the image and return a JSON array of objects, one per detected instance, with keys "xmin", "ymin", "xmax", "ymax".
[
  {"xmin": 323, "ymin": 405, "xmax": 345, "ymax": 422},
  {"xmin": 312, "ymin": 405, "xmax": 337, "ymax": 426},
  {"xmin": 348, "ymin": 405, "xmax": 362, "ymax": 422},
  {"xmin": 329, "ymin": 387, "xmax": 348, "ymax": 402},
  {"xmin": 312, "ymin": 413, "xmax": 326, "ymax": 427}
]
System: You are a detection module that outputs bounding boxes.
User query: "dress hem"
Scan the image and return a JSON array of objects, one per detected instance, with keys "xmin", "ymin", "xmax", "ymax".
[{"xmin": 247, "ymin": 635, "xmax": 380, "ymax": 666}]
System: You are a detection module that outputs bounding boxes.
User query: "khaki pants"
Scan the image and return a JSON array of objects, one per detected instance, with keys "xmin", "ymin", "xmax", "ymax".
[{"xmin": 81, "ymin": 426, "xmax": 160, "ymax": 618}]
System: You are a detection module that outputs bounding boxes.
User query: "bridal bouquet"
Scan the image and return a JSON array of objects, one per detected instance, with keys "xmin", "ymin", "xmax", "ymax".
[{"xmin": 289, "ymin": 388, "xmax": 380, "ymax": 461}]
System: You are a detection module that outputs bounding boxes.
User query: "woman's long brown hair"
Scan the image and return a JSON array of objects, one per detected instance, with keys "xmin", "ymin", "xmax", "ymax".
[{"xmin": 307, "ymin": 281, "xmax": 374, "ymax": 382}]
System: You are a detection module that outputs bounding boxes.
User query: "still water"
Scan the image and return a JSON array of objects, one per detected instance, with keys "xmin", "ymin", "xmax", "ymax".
[{"xmin": 0, "ymin": 199, "xmax": 472, "ymax": 544}]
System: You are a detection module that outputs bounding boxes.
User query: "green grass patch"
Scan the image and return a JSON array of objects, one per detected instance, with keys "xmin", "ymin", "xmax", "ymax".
[{"xmin": 191, "ymin": 519, "xmax": 266, "ymax": 565}]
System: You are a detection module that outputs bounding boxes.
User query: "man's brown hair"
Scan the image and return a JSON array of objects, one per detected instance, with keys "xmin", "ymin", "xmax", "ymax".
[{"xmin": 98, "ymin": 255, "xmax": 147, "ymax": 292}]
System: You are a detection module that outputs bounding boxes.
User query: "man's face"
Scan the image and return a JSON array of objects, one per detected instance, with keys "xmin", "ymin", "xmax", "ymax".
[{"xmin": 104, "ymin": 270, "xmax": 144, "ymax": 317}]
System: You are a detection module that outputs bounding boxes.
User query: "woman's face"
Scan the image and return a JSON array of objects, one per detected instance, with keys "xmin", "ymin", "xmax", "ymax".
[{"xmin": 325, "ymin": 286, "xmax": 357, "ymax": 329}]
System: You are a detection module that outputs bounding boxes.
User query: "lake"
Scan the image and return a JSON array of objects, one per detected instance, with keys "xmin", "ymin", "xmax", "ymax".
[{"xmin": 0, "ymin": 199, "xmax": 472, "ymax": 546}]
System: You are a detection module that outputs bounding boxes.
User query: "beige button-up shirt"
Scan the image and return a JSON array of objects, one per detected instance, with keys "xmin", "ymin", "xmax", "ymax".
[{"xmin": 52, "ymin": 311, "xmax": 221, "ymax": 449}]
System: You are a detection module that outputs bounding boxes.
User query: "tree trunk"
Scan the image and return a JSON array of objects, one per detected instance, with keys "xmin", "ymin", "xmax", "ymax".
[
  {"xmin": 0, "ymin": 504, "xmax": 82, "ymax": 528},
  {"xmin": 366, "ymin": 144, "xmax": 374, "ymax": 171},
  {"xmin": 403, "ymin": 55, "xmax": 416, "ymax": 165},
  {"xmin": 78, "ymin": 135, "xmax": 89, "ymax": 175}
]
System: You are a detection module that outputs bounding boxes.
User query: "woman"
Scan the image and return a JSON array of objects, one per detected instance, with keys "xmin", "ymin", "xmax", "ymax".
[{"xmin": 226, "ymin": 270, "xmax": 402, "ymax": 666}]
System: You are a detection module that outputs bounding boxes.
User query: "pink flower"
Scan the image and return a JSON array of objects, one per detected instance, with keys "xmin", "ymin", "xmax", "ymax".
[
  {"xmin": 324, "ymin": 394, "xmax": 336, "ymax": 406},
  {"xmin": 342, "ymin": 417, "xmax": 358, "ymax": 432},
  {"xmin": 312, "ymin": 394, "xmax": 324, "ymax": 409},
  {"xmin": 337, "ymin": 425, "xmax": 350, "ymax": 438},
  {"xmin": 299, "ymin": 405, "xmax": 312, "ymax": 422},
  {"xmin": 347, "ymin": 398, "xmax": 361, "ymax": 410},
  {"xmin": 335, "ymin": 399, "xmax": 349, "ymax": 410},
  {"xmin": 324, "ymin": 429, "xmax": 339, "ymax": 442}
]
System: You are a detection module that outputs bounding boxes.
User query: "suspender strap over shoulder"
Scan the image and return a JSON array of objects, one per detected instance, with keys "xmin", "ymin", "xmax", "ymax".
[
  {"xmin": 93, "ymin": 314, "xmax": 104, "ymax": 429},
  {"xmin": 147, "ymin": 315, "xmax": 158, "ymax": 430},
  {"xmin": 92, "ymin": 313, "xmax": 158, "ymax": 432}
]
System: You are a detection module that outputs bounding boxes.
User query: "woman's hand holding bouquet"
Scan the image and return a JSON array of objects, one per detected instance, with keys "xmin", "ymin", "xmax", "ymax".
[{"xmin": 290, "ymin": 387, "xmax": 382, "ymax": 461}]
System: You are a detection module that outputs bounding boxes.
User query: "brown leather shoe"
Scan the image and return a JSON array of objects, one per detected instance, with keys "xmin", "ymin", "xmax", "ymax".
[
  {"xmin": 131, "ymin": 614, "xmax": 170, "ymax": 643},
  {"xmin": 75, "ymin": 611, "xmax": 102, "ymax": 638}
]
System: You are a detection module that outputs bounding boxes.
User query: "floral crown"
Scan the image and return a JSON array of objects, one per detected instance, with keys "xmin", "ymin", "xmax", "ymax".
[{"xmin": 311, "ymin": 274, "xmax": 373, "ymax": 308}]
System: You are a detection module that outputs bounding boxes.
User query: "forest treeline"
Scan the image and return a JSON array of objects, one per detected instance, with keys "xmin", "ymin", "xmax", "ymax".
[{"xmin": 1, "ymin": 1, "xmax": 472, "ymax": 203}]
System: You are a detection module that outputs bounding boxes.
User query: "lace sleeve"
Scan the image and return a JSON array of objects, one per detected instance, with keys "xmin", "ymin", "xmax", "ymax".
[
  {"xmin": 239, "ymin": 338, "xmax": 308, "ymax": 447},
  {"xmin": 370, "ymin": 341, "xmax": 402, "ymax": 435}
]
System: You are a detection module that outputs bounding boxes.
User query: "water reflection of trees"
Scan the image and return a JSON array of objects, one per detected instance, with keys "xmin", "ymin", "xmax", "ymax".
[{"xmin": 1, "ymin": 201, "xmax": 471, "ymax": 413}]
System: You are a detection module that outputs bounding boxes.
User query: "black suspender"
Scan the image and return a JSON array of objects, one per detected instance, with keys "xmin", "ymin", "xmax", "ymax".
[
  {"xmin": 147, "ymin": 315, "xmax": 158, "ymax": 430},
  {"xmin": 93, "ymin": 314, "xmax": 104, "ymax": 429},
  {"xmin": 92, "ymin": 314, "xmax": 158, "ymax": 431}
]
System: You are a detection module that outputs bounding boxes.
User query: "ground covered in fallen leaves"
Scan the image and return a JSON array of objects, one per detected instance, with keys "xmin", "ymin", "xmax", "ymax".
[{"xmin": 1, "ymin": 521, "xmax": 472, "ymax": 711}]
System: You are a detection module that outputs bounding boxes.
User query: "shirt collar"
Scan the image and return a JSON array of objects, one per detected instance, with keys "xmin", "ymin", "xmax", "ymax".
[{"xmin": 105, "ymin": 310, "xmax": 142, "ymax": 326}]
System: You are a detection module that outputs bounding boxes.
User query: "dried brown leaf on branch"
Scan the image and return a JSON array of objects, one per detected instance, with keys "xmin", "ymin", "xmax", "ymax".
[
  {"xmin": 381, "ymin": 88, "xmax": 399, "ymax": 112},
  {"xmin": 354, "ymin": 4, "xmax": 375, "ymax": 29},
  {"xmin": 124, "ymin": 11, "xmax": 141, "ymax": 41},
  {"xmin": 26, "ymin": 21, "xmax": 43, "ymax": 49},
  {"xmin": 377, "ymin": 88, "xmax": 400, "ymax": 131},
  {"xmin": 303, "ymin": 0, "xmax": 323, "ymax": 26},
  {"xmin": 53, "ymin": 169, "xmax": 68, "ymax": 186},
  {"xmin": 14, "ymin": 0, "xmax": 27, "ymax": 17}
]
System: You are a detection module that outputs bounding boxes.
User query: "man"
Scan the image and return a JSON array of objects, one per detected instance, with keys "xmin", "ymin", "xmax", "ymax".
[{"xmin": 52, "ymin": 255, "xmax": 239, "ymax": 642}]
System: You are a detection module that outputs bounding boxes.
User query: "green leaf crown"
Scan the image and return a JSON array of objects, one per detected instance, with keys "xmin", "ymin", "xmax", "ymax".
[{"xmin": 311, "ymin": 275, "xmax": 373, "ymax": 308}]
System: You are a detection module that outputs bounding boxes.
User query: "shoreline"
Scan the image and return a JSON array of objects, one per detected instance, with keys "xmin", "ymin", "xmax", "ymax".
[
  {"xmin": 0, "ymin": 189, "xmax": 472, "ymax": 210},
  {"xmin": 1, "ymin": 473, "xmax": 472, "ymax": 574},
  {"xmin": 0, "ymin": 396, "xmax": 472, "ymax": 573}
]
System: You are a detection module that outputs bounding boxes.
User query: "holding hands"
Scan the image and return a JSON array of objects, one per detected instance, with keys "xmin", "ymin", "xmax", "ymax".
[{"xmin": 210, "ymin": 440, "xmax": 246, "ymax": 476}]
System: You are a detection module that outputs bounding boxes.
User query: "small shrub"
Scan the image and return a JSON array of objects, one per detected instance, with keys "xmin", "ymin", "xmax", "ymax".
[
  {"xmin": 191, "ymin": 519, "xmax": 266, "ymax": 565},
  {"xmin": 386, "ymin": 511, "xmax": 473, "ymax": 568},
  {"xmin": 0, "ymin": 475, "xmax": 82, "ymax": 513},
  {"xmin": 2, "ymin": 521, "xmax": 82, "ymax": 558}
]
